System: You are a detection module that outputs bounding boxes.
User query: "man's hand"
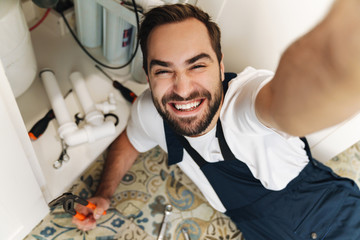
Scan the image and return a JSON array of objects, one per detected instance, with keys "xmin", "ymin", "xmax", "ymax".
[
  {"xmin": 71, "ymin": 131, "xmax": 139, "ymax": 231},
  {"xmin": 71, "ymin": 196, "xmax": 110, "ymax": 231}
]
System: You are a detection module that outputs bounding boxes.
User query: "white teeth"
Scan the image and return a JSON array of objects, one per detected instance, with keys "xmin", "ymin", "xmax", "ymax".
[{"xmin": 174, "ymin": 100, "xmax": 201, "ymax": 111}]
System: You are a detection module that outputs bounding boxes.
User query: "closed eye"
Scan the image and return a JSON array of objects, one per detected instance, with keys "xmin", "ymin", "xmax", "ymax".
[
  {"xmin": 192, "ymin": 65, "xmax": 205, "ymax": 69},
  {"xmin": 155, "ymin": 70, "xmax": 170, "ymax": 75},
  {"xmin": 190, "ymin": 64, "xmax": 206, "ymax": 71}
]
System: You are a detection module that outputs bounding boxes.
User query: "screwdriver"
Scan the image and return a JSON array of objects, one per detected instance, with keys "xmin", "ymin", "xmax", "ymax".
[
  {"xmin": 95, "ymin": 65, "xmax": 137, "ymax": 103},
  {"xmin": 28, "ymin": 109, "xmax": 55, "ymax": 140},
  {"xmin": 28, "ymin": 89, "xmax": 72, "ymax": 141}
]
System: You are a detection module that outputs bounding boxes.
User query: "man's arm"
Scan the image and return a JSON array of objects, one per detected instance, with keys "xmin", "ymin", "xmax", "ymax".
[
  {"xmin": 256, "ymin": 0, "xmax": 360, "ymax": 136},
  {"xmin": 95, "ymin": 129, "xmax": 139, "ymax": 199},
  {"xmin": 72, "ymin": 129, "xmax": 139, "ymax": 230}
]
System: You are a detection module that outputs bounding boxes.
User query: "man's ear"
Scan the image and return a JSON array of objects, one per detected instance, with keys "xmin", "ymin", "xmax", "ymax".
[{"xmin": 220, "ymin": 54, "xmax": 225, "ymax": 81}]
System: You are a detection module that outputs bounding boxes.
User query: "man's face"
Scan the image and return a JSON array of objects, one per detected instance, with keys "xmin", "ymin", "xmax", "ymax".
[{"xmin": 146, "ymin": 18, "xmax": 224, "ymax": 137}]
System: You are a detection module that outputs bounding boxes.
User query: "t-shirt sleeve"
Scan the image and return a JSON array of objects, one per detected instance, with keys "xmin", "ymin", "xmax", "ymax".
[
  {"xmin": 223, "ymin": 67, "xmax": 294, "ymax": 138},
  {"xmin": 222, "ymin": 67, "xmax": 274, "ymax": 133},
  {"xmin": 126, "ymin": 89, "xmax": 162, "ymax": 152}
]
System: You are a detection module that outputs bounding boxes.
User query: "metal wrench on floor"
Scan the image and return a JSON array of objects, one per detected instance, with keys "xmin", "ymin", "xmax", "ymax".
[
  {"xmin": 182, "ymin": 228, "xmax": 191, "ymax": 240},
  {"xmin": 157, "ymin": 204, "xmax": 173, "ymax": 240}
]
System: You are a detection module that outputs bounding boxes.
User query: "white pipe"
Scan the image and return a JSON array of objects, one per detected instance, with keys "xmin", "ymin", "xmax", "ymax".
[
  {"xmin": 69, "ymin": 71, "xmax": 104, "ymax": 126},
  {"xmin": 96, "ymin": 101, "xmax": 116, "ymax": 114},
  {"xmin": 40, "ymin": 69, "xmax": 78, "ymax": 139},
  {"xmin": 63, "ymin": 121, "xmax": 115, "ymax": 146},
  {"xmin": 69, "ymin": 71, "xmax": 95, "ymax": 114},
  {"xmin": 41, "ymin": 69, "xmax": 116, "ymax": 147},
  {"xmin": 96, "ymin": 93, "xmax": 116, "ymax": 114}
]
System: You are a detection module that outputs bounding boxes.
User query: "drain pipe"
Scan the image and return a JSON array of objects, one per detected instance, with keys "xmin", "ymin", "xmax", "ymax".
[
  {"xmin": 69, "ymin": 71, "xmax": 116, "ymax": 143},
  {"xmin": 69, "ymin": 71, "xmax": 104, "ymax": 126},
  {"xmin": 40, "ymin": 69, "xmax": 78, "ymax": 141},
  {"xmin": 40, "ymin": 69, "xmax": 116, "ymax": 146}
]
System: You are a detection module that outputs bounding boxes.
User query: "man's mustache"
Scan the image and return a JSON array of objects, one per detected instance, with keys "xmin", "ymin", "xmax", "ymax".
[{"xmin": 161, "ymin": 91, "xmax": 211, "ymax": 105}]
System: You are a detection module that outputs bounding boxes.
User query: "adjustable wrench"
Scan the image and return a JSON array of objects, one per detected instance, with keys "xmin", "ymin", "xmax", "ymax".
[
  {"xmin": 182, "ymin": 228, "xmax": 191, "ymax": 240},
  {"xmin": 48, "ymin": 192, "xmax": 106, "ymax": 220},
  {"xmin": 157, "ymin": 204, "xmax": 173, "ymax": 240}
]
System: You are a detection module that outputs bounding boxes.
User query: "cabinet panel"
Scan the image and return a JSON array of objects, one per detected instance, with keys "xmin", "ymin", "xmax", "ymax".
[{"xmin": 0, "ymin": 61, "xmax": 48, "ymax": 240}]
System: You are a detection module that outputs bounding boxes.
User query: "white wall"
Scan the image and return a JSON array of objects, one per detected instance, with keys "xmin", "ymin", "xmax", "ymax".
[{"xmin": 199, "ymin": 0, "xmax": 334, "ymax": 73}]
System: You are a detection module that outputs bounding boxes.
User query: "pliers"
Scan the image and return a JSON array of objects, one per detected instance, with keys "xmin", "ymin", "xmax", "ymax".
[{"xmin": 48, "ymin": 192, "xmax": 106, "ymax": 221}]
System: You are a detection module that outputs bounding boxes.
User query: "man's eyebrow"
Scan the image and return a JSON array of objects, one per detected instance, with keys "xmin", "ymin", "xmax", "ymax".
[
  {"xmin": 186, "ymin": 53, "xmax": 213, "ymax": 65},
  {"xmin": 149, "ymin": 53, "xmax": 213, "ymax": 72},
  {"xmin": 149, "ymin": 60, "xmax": 172, "ymax": 72}
]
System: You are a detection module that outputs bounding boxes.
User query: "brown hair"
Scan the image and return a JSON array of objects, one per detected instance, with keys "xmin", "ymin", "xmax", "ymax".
[{"xmin": 138, "ymin": 4, "xmax": 222, "ymax": 75}]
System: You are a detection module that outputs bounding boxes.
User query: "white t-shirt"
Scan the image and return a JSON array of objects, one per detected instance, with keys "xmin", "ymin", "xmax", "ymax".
[{"xmin": 127, "ymin": 67, "xmax": 309, "ymax": 212}]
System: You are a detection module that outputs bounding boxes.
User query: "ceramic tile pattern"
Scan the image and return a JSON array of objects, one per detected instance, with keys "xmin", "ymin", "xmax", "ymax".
[
  {"xmin": 25, "ymin": 141, "xmax": 360, "ymax": 240},
  {"xmin": 25, "ymin": 146, "xmax": 243, "ymax": 240}
]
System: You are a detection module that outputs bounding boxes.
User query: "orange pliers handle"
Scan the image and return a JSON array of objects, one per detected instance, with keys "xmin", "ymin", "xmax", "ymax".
[
  {"xmin": 48, "ymin": 192, "xmax": 106, "ymax": 221},
  {"xmin": 73, "ymin": 201, "xmax": 107, "ymax": 221}
]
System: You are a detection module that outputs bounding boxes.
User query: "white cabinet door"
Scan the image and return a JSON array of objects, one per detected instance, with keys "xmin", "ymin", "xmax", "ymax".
[{"xmin": 0, "ymin": 61, "xmax": 48, "ymax": 240}]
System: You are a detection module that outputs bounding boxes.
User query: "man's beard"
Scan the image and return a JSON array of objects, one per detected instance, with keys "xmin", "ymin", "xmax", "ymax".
[{"xmin": 152, "ymin": 75, "xmax": 223, "ymax": 137}]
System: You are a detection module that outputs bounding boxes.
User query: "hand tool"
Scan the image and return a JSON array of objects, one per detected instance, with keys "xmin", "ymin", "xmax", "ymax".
[
  {"xmin": 95, "ymin": 65, "xmax": 137, "ymax": 103},
  {"xmin": 158, "ymin": 204, "xmax": 173, "ymax": 240},
  {"xmin": 181, "ymin": 228, "xmax": 191, "ymax": 240},
  {"xmin": 28, "ymin": 109, "xmax": 55, "ymax": 140},
  {"xmin": 28, "ymin": 89, "xmax": 72, "ymax": 140},
  {"xmin": 48, "ymin": 192, "xmax": 106, "ymax": 221},
  {"xmin": 53, "ymin": 139, "xmax": 70, "ymax": 169}
]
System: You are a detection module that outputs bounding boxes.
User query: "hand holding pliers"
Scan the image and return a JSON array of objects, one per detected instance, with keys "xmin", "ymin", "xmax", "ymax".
[{"xmin": 48, "ymin": 192, "xmax": 106, "ymax": 221}]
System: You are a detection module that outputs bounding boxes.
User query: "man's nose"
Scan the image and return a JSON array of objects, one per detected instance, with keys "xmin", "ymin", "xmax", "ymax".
[{"xmin": 173, "ymin": 72, "xmax": 192, "ymax": 98}]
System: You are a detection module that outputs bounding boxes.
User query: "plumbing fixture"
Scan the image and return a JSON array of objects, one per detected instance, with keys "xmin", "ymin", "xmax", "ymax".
[
  {"xmin": 69, "ymin": 72, "xmax": 104, "ymax": 126},
  {"xmin": 40, "ymin": 69, "xmax": 116, "ymax": 147},
  {"xmin": 95, "ymin": 93, "xmax": 116, "ymax": 114}
]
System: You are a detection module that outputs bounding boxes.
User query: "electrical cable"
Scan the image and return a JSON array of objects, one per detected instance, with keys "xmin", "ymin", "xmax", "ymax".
[
  {"xmin": 59, "ymin": 0, "xmax": 140, "ymax": 69},
  {"xmin": 29, "ymin": 8, "xmax": 51, "ymax": 31}
]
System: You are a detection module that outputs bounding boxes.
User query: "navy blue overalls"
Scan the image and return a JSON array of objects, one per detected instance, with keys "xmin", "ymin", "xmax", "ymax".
[{"xmin": 163, "ymin": 73, "xmax": 360, "ymax": 239}]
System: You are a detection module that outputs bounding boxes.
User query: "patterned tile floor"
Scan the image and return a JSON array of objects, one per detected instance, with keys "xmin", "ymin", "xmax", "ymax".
[
  {"xmin": 25, "ymin": 141, "xmax": 360, "ymax": 240},
  {"xmin": 25, "ymin": 146, "xmax": 243, "ymax": 240}
]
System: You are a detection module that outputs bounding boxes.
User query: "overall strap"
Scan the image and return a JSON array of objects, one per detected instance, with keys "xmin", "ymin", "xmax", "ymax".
[
  {"xmin": 216, "ymin": 120, "xmax": 237, "ymax": 160},
  {"xmin": 174, "ymin": 133, "xmax": 208, "ymax": 167},
  {"xmin": 223, "ymin": 72, "xmax": 237, "ymax": 93},
  {"xmin": 173, "ymin": 119, "xmax": 237, "ymax": 168},
  {"xmin": 214, "ymin": 72, "xmax": 237, "ymax": 160},
  {"xmin": 300, "ymin": 137, "xmax": 313, "ymax": 160},
  {"xmin": 164, "ymin": 121, "xmax": 184, "ymax": 165}
]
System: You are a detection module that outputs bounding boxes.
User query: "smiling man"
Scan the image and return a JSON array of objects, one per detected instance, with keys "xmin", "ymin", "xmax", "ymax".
[
  {"xmin": 73, "ymin": 2, "xmax": 360, "ymax": 239},
  {"xmin": 147, "ymin": 18, "xmax": 224, "ymax": 136}
]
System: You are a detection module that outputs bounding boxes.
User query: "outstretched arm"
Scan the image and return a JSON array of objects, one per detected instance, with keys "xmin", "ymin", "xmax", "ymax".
[
  {"xmin": 72, "ymin": 129, "xmax": 139, "ymax": 230},
  {"xmin": 95, "ymin": 129, "xmax": 139, "ymax": 199},
  {"xmin": 256, "ymin": 0, "xmax": 360, "ymax": 136}
]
